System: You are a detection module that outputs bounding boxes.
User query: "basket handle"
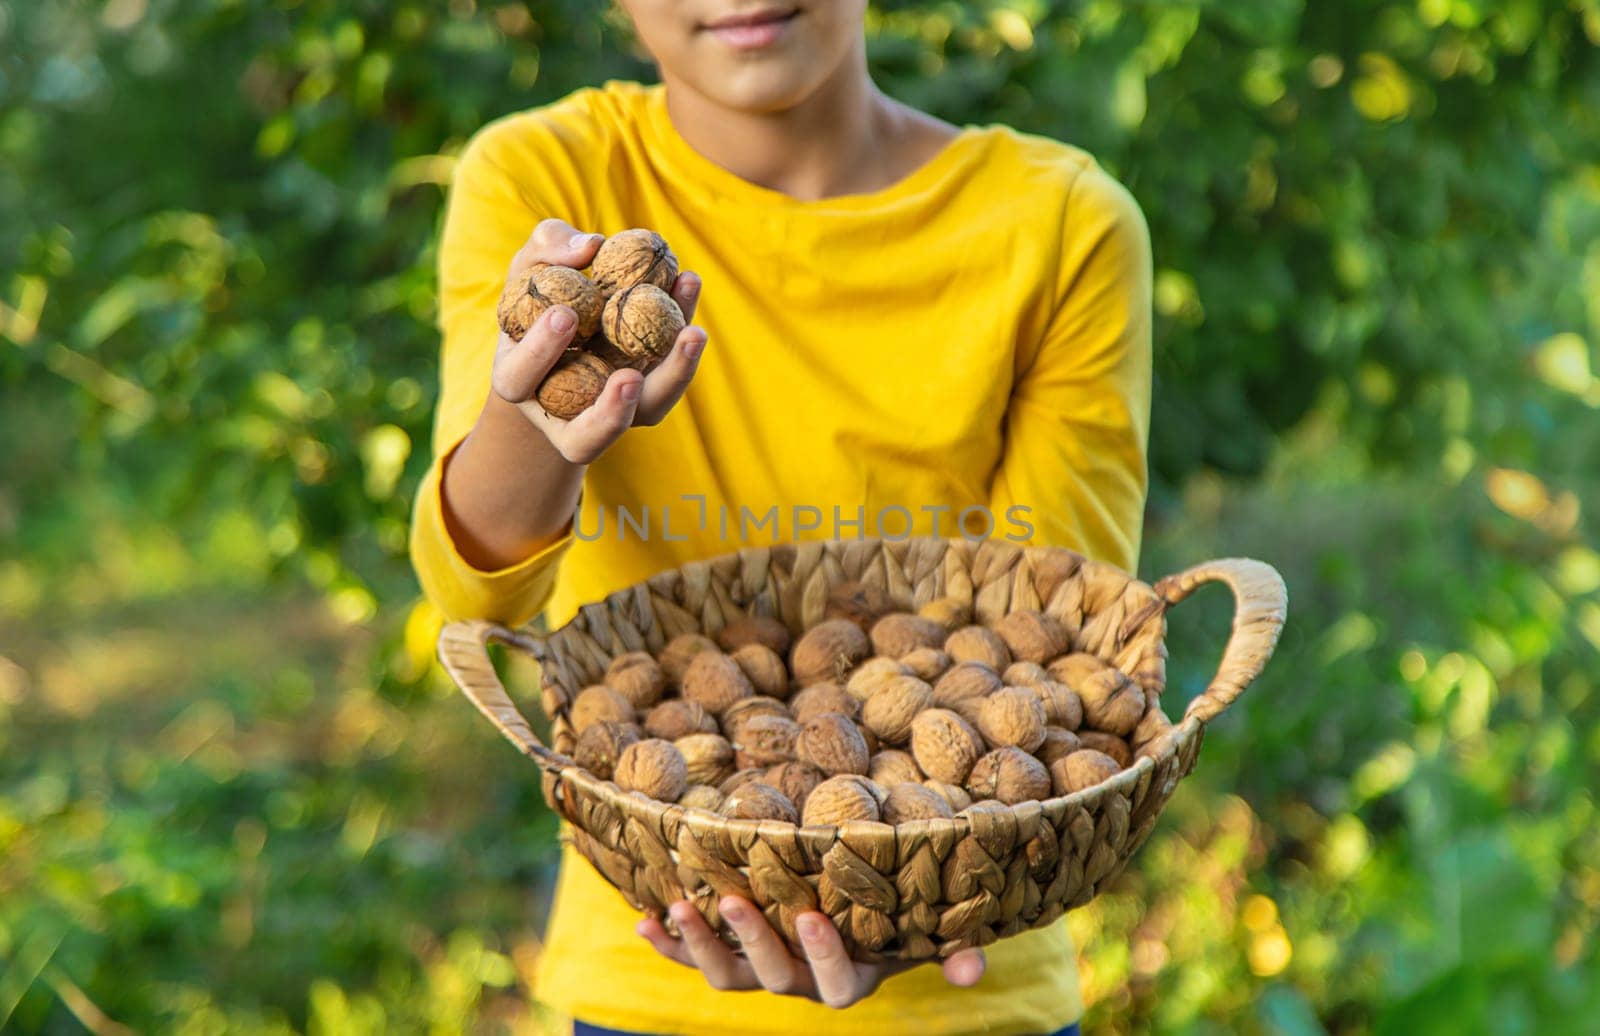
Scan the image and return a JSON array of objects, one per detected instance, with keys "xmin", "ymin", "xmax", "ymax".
[
  {"xmin": 1153, "ymin": 558, "xmax": 1287, "ymax": 725},
  {"xmin": 437, "ymin": 619, "xmax": 568, "ymax": 773}
]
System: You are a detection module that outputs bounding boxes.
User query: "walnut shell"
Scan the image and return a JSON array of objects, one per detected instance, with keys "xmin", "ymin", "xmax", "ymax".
[
  {"xmin": 715, "ymin": 615, "xmax": 792, "ymax": 656},
  {"xmin": 589, "ymin": 228, "xmax": 678, "ymax": 296},
  {"xmin": 605, "ymin": 652, "xmax": 665, "ymax": 710},
  {"xmin": 675, "ymin": 732, "xmax": 736, "ymax": 787},
  {"xmin": 679, "ymin": 784, "xmax": 725, "ymax": 812},
  {"xmin": 859, "ymin": 675, "xmax": 934, "ymax": 745},
  {"xmin": 1031, "ymin": 681, "xmax": 1084, "ymax": 730},
  {"xmin": 498, "ymin": 264, "xmax": 604, "ymax": 341},
  {"xmin": 931, "ymin": 662, "xmax": 1002, "ymax": 715},
  {"xmin": 975, "ymin": 687, "xmax": 1048, "ymax": 753},
  {"xmin": 1084, "ymin": 683, "xmax": 1146, "ymax": 737},
  {"xmin": 1077, "ymin": 731, "xmax": 1132, "ymax": 768},
  {"xmin": 681, "ymin": 651, "xmax": 755, "ymax": 716},
  {"xmin": 718, "ymin": 767, "xmax": 767, "ymax": 795},
  {"xmin": 659, "ymin": 633, "xmax": 718, "ymax": 689},
  {"xmin": 868, "ymin": 749, "xmax": 925, "ymax": 786},
  {"xmin": 882, "ymin": 782, "xmax": 956, "ymax": 823},
  {"xmin": 1036, "ymin": 726, "xmax": 1084, "ymax": 768},
  {"xmin": 801, "ymin": 774, "xmax": 882, "ymax": 826},
  {"xmin": 1050, "ymin": 749, "xmax": 1122, "ymax": 796},
  {"xmin": 789, "ymin": 682, "xmax": 859, "ymax": 723},
  {"xmin": 917, "ymin": 596, "xmax": 972, "ymax": 632},
  {"xmin": 965, "ymin": 747, "xmax": 1051, "ymax": 805},
  {"xmin": 601, "ymin": 282, "xmax": 684, "ymax": 367},
  {"xmin": 869, "ymin": 613, "xmax": 948, "ymax": 659},
  {"xmin": 944, "ymin": 625, "xmax": 1012, "ymax": 671},
  {"xmin": 569, "ymin": 684, "xmax": 636, "ymax": 733},
  {"xmin": 908, "ymin": 708, "xmax": 985, "ymax": 785},
  {"xmin": 729, "ymin": 643, "xmax": 789, "ymax": 700},
  {"xmin": 614, "ymin": 739, "xmax": 688, "ymax": 802},
  {"xmin": 789, "ymin": 619, "xmax": 871, "ymax": 687},
  {"xmin": 731, "ymin": 714, "xmax": 801, "ymax": 769},
  {"xmin": 795, "ymin": 712, "xmax": 870, "ymax": 776},
  {"xmin": 764, "ymin": 761, "xmax": 825, "ymax": 811},
  {"xmin": 923, "ymin": 780, "xmax": 973, "ymax": 812},
  {"xmin": 1131, "ymin": 700, "xmax": 1173, "ymax": 748},
  {"xmin": 720, "ymin": 695, "xmax": 793, "ymax": 740},
  {"xmin": 1001, "ymin": 661, "xmax": 1051, "ymax": 688},
  {"xmin": 823, "ymin": 581, "xmax": 894, "ymax": 631},
  {"xmin": 844, "ymin": 657, "xmax": 911, "ymax": 703},
  {"xmin": 720, "ymin": 781, "xmax": 798, "ymax": 822},
  {"xmin": 573, "ymin": 721, "xmax": 641, "ymax": 780},
  {"xmin": 994, "ymin": 609, "xmax": 1070, "ymax": 664},
  {"xmin": 642, "ymin": 698, "xmax": 718, "ymax": 741},
  {"xmin": 900, "ymin": 647, "xmax": 952, "ymax": 682},
  {"xmin": 535, "ymin": 350, "xmax": 612, "ymax": 420}
]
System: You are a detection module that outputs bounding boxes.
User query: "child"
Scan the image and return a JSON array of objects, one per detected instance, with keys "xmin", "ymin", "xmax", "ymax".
[{"xmin": 410, "ymin": 2, "xmax": 1151, "ymax": 1033}]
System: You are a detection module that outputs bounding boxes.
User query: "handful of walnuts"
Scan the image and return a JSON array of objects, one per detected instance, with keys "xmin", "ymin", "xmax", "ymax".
[
  {"xmin": 560, "ymin": 589, "xmax": 1173, "ymax": 825},
  {"xmin": 498, "ymin": 228, "xmax": 687, "ymax": 419}
]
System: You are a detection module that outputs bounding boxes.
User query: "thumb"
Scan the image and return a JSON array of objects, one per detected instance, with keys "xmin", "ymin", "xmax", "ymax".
[{"xmin": 941, "ymin": 948, "xmax": 986, "ymax": 987}]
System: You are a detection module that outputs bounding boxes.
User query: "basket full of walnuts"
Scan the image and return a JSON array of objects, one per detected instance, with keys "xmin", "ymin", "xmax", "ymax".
[{"xmin": 437, "ymin": 537, "xmax": 1286, "ymax": 962}]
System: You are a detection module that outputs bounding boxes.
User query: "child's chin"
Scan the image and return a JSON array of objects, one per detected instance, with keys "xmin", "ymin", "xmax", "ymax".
[{"xmin": 700, "ymin": 64, "xmax": 829, "ymax": 115}]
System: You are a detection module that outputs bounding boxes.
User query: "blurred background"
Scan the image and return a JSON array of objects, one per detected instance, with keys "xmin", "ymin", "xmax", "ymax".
[{"xmin": 2, "ymin": 0, "xmax": 1597, "ymax": 1032}]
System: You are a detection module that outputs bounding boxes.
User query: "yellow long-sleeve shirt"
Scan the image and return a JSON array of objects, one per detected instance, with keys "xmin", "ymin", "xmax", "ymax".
[{"xmin": 410, "ymin": 79, "xmax": 1151, "ymax": 1035}]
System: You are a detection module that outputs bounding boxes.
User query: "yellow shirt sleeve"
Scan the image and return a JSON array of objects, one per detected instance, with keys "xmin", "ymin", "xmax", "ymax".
[
  {"xmin": 407, "ymin": 103, "xmax": 605, "ymax": 625},
  {"xmin": 989, "ymin": 161, "xmax": 1153, "ymax": 574}
]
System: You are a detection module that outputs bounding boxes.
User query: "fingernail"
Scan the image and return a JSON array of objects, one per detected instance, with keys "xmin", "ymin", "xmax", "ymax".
[
  {"xmin": 722, "ymin": 900, "xmax": 747, "ymax": 922},
  {"xmin": 619, "ymin": 380, "xmax": 641, "ymax": 402},
  {"xmin": 683, "ymin": 334, "xmax": 704, "ymax": 361},
  {"xmin": 798, "ymin": 916, "xmax": 824, "ymax": 941},
  {"xmin": 570, "ymin": 232, "xmax": 599, "ymax": 249},
  {"xmin": 636, "ymin": 921, "xmax": 650, "ymax": 938},
  {"xmin": 548, "ymin": 307, "xmax": 575, "ymax": 333}
]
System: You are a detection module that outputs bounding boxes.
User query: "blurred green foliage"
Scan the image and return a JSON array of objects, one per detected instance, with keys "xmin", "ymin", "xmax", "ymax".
[{"xmin": 2, "ymin": 0, "xmax": 1598, "ymax": 1032}]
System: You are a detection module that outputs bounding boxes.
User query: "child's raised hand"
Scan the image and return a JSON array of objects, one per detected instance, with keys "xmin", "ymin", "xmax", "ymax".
[
  {"xmin": 491, "ymin": 219, "xmax": 708, "ymax": 466},
  {"xmin": 637, "ymin": 895, "xmax": 986, "ymax": 1009}
]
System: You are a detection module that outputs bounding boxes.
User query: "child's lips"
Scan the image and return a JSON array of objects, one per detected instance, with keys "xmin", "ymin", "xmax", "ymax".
[{"xmin": 702, "ymin": 8, "xmax": 799, "ymax": 51}]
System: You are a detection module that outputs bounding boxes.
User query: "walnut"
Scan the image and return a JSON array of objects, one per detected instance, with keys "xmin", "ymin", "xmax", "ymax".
[
  {"xmin": 1048, "ymin": 653, "xmax": 1139, "ymax": 734},
  {"xmin": 720, "ymin": 695, "xmax": 793, "ymax": 740},
  {"xmin": 1001, "ymin": 661, "xmax": 1051, "ymax": 688},
  {"xmin": 917, "ymin": 596, "xmax": 972, "ymax": 632},
  {"xmin": 605, "ymin": 652, "xmax": 665, "ymax": 710},
  {"xmin": 800, "ymin": 774, "xmax": 883, "ymax": 826},
  {"xmin": 720, "ymin": 781, "xmax": 798, "ymax": 823},
  {"xmin": 601, "ymin": 283, "xmax": 684, "ymax": 369},
  {"xmin": 1077, "ymin": 731, "xmax": 1132, "ymax": 768},
  {"xmin": 823, "ymin": 581, "xmax": 894, "ymax": 631},
  {"xmin": 569, "ymin": 684, "xmax": 636, "ymax": 733},
  {"xmin": 729, "ymin": 643, "xmax": 790, "ymax": 700},
  {"xmin": 659, "ymin": 633, "xmax": 718, "ymax": 689},
  {"xmin": 1131, "ymin": 701, "xmax": 1173, "ymax": 748},
  {"xmin": 844, "ymin": 657, "xmax": 911, "ymax": 703},
  {"xmin": 642, "ymin": 698, "xmax": 718, "ymax": 741},
  {"xmin": 718, "ymin": 767, "xmax": 767, "ymax": 795},
  {"xmin": 573, "ymin": 721, "xmax": 640, "ymax": 780},
  {"xmin": 498, "ymin": 264, "xmax": 604, "ymax": 341},
  {"xmin": 681, "ymin": 651, "xmax": 754, "ymax": 716},
  {"xmin": 589, "ymin": 228, "xmax": 678, "ymax": 296},
  {"xmin": 613, "ymin": 739, "xmax": 688, "ymax": 802},
  {"xmin": 675, "ymin": 732, "xmax": 736, "ymax": 787},
  {"xmin": 931, "ymin": 662, "xmax": 1002, "ymax": 718},
  {"xmin": 1031, "ymin": 681, "xmax": 1084, "ymax": 730},
  {"xmin": 908, "ymin": 708, "xmax": 985, "ymax": 785},
  {"xmin": 731, "ymin": 714, "xmax": 800, "ymax": 769},
  {"xmin": 715, "ymin": 615, "xmax": 792, "ymax": 656},
  {"xmin": 859, "ymin": 675, "xmax": 934, "ymax": 745},
  {"xmin": 882, "ymin": 782, "xmax": 956, "ymax": 823},
  {"xmin": 794, "ymin": 712, "xmax": 870, "ymax": 776},
  {"xmin": 789, "ymin": 619, "xmax": 870, "ymax": 687},
  {"xmin": 966, "ymin": 747, "xmax": 1051, "ymax": 805},
  {"xmin": 900, "ymin": 646, "xmax": 952, "ymax": 682},
  {"xmin": 1049, "ymin": 749, "xmax": 1122, "ymax": 796},
  {"xmin": 869, "ymin": 613, "xmax": 948, "ymax": 659},
  {"xmin": 535, "ymin": 350, "xmax": 612, "ymax": 420},
  {"xmin": 1087, "ymin": 684, "xmax": 1146, "ymax": 737},
  {"xmin": 994, "ymin": 609, "xmax": 1070, "ymax": 664},
  {"xmin": 679, "ymin": 784, "xmax": 725, "ymax": 812},
  {"xmin": 1036, "ymin": 726, "xmax": 1083, "ymax": 768},
  {"xmin": 923, "ymin": 780, "xmax": 973, "ymax": 812},
  {"xmin": 764, "ymin": 761, "xmax": 825, "ymax": 811},
  {"xmin": 944, "ymin": 626, "xmax": 1012, "ymax": 671},
  {"xmin": 789, "ymin": 682, "xmax": 859, "ymax": 723},
  {"xmin": 975, "ymin": 687, "xmax": 1048, "ymax": 753},
  {"xmin": 868, "ymin": 749, "xmax": 925, "ymax": 786}
]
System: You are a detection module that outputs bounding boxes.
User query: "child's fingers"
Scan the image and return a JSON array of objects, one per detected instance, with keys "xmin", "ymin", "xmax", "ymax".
[
  {"xmin": 507, "ymin": 219, "xmax": 605, "ymax": 285},
  {"xmin": 671, "ymin": 270, "xmax": 703, "ymax": 324},
  {"xmin": 491, "ymin": 306, "xmax": 578, "ymax": 403},
  {"xmin": 795, "ymin": 912, "xmax": 866, "ymax": 1009},
  {"xmin": 551, "ymin": 369, "xmax": 643, "ymax": 463},
  {"xmin": 718, "ymin": 897, "xmax": 812, "ymax": 998},
  {"xmin": 668, "ymin": 901, "xmax": 752, "ymax": 992},
  {"xmin": 635, "ymin": 326, "xmax": 707, "ymax": 425},
  {"xmin": 941, "ymin": 948, "xmax": 986, "ymax": 987},
  {"xmin": 636, "ymin": 917, "xmax": 695, "ymax": 968}
]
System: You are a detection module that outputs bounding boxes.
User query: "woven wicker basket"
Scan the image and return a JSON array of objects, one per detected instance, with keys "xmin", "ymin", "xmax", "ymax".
[{"xmin": 438, "ymin": 537, "xmax": 1285, "ymax": 963}]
